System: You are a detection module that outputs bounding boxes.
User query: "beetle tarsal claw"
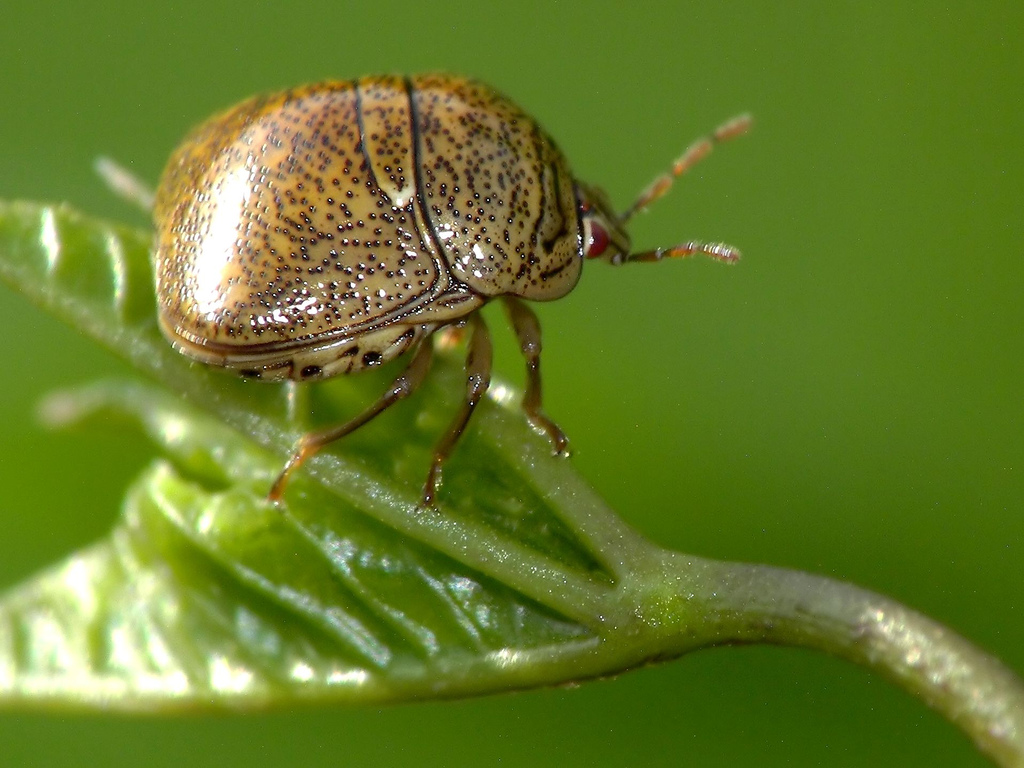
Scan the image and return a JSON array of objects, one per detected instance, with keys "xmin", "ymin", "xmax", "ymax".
[
  {"xmin": 525, "ymin": 413, "xmax": 570, "ymax": 456},
  {"xmin": 267, "ymin": 450, "xmax": 305, "ymax": 504},
  {"xmin": 421, "ymin": 461, "xmax": 444, "ymax": 508}
]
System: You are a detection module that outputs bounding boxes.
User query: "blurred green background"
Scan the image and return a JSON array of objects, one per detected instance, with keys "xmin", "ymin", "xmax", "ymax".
[{"xmin": 1, "ymin": 1, "xmax": 1021, "ymax": 765}]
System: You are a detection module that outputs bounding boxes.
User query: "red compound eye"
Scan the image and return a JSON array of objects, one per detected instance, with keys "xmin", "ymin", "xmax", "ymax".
[{"xmin": 586, "ymin": 220, "xmax": 609, "ymax": 258}]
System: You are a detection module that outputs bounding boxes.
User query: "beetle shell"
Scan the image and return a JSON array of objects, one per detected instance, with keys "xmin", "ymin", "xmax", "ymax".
[{"xmin": 154, "ymin": 74, "xmax": 582, "ymax": 381}]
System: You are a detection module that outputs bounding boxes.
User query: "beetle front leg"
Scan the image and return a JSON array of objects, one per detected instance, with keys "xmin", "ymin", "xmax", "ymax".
[
  {"xmin": 422, "ymin": 312, "xmax": 493, "ymax": 506},
  {"xmin": 502, "ymin": 296, "xmax": 570, "ymax": 455},
  {"xmin": 268, "ymin": 337, "xmax": 434, "ymax": 503}
]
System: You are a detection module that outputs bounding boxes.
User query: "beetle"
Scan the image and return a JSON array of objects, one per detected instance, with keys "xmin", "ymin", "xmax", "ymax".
[{"xmin": 153, "ymin": 74, "xmax": 748, "ymax": 505}]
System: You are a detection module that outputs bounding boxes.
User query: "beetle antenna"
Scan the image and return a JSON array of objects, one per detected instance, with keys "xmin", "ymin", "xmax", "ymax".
[
  {"xmin": 618, "ymin": 113, "xmax": 751, "ymax": 224},
  {"xmin": 623, "ymin": 240, "xmax": 741, "ymax": 265}
]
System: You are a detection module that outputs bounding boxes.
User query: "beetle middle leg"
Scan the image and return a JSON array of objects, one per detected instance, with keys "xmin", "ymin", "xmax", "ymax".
[
  {"xmin": 422, "ymin": 312, "xmax": 493, "ymax": 506},
  {"xmin": 502, "ymin": 296, "xmax": 570, "ymax": 455},
  {"xmin": 268, "ymin": 336, "xmax": 435, "ymax": 502}
]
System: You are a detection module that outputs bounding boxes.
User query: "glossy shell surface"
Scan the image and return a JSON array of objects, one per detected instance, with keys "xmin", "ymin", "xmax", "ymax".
[{"xmin": 154, "ymin": 74, "xmax": 583, "ymax": 381}]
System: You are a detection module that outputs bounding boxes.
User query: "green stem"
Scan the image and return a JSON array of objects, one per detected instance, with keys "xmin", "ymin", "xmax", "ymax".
[{"xmin": 643, "ymin": 552, "xmax": 1024, "ymax": 767}]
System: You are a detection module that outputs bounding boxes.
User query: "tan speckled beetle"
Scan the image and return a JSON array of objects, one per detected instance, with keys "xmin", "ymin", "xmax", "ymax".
[{"xmin": 153, "ymin": 74, "xmax": 749, "ymax": 505}]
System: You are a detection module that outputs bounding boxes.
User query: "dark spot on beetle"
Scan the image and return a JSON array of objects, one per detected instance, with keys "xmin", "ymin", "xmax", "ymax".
[
  {"xmin": 362, "ymin": 351, "xmax": 382, "ymax": 366},
  {"xmin": 301, "ymin": 365, "xmax": 322, "ymax": 378},
  {"xmin": 239, "ymin": 369, "xmax": 262, "ymax": 379}
]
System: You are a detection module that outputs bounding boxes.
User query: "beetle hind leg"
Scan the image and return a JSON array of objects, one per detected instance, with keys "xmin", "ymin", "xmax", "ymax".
[
  {"xmin": 502, "ymin": 296, "xmax": 570, "ymax": 455},
  {"xmin": 422, "ymin": 312, "xmax": 493, "ymax": 506},
  {"xmin": 267, "ymin": 336, "xmax": 435, "ymax": 502}
]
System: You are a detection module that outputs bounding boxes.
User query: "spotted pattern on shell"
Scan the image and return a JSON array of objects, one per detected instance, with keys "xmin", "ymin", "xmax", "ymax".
[{"xmin": 154, "ymin": 74, "xmax": 582, "ymax": 380}]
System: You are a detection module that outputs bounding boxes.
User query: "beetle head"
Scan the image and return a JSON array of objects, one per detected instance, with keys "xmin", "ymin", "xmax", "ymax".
[
  {"xmin": 578, "ymin": 183, "xmax": 632, "ymax": 265},
  {"xmin": 579, "ymin": 113, "xmax": 750, "ymax": 268}
]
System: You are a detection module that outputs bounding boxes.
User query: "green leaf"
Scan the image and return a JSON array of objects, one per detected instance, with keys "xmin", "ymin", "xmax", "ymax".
[
  {"xmin": 4, "ymin": 380, "xmax": 602, "ymax": 709},
  {"xmin": 0, "ymin": 200, "xmax": 658, "ymax": 709},
  {"xmin": 2, "ymin": 200, "xmax": 1023, "ymax": 766}
]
